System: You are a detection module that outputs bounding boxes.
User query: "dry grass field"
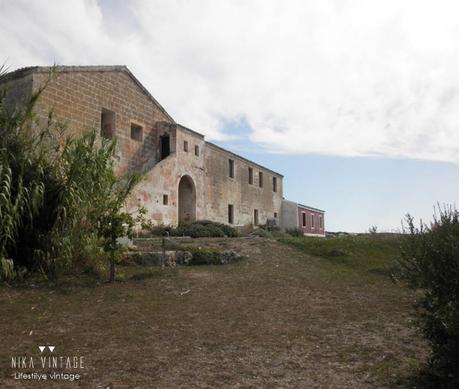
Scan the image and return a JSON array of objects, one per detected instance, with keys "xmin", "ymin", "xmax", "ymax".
[{"xmin": 0, "ymin": 236, "xmax": 428, "ymax": 388}]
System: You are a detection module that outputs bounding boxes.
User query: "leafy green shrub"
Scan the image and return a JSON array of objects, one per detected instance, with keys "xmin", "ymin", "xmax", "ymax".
[
  {"xmin": 185, "ymin": 247, "xmax": 221, "ymax": 265},
  {"xmin": 193, "ymin": 220, "xmax": 239, "ymax": 237},
  {"xmin": 285, "ymin": 227, "xmax": 303, "ymax": 237},
  {"xmin": 395, "ymin": 206, "xmax": 459, "ymax": 383},
  {"xmin": 0, "ymin": 70, "xmax": 141, "ymax": 282},
  {"xmin": 250, "ymin": 228, "xmax": 272, "ymax": 238},
  {"xmin": 143, "ymin": 220, "xmax": 238, "ymax": 238},
  {"xmin": 180, "ymin": 247, "xmax": 242, "ymax": 265}
]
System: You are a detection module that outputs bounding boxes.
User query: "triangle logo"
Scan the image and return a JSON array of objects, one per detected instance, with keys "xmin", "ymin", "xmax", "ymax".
[
  {"xmin": 39, "ymin": 346, "xmax": 45, "ymax": 353},
  {"xmin": 48, "ymin": 346, "xmax": 55, "ymax": 352}
]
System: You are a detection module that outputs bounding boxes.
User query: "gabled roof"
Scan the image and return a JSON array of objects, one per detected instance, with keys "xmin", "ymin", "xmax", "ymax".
[
  {"xmin": 2, "ymin": 65, "xmax": 174, "ymax": 122},
  {"xmin": 3, "ymin": 65, "xmax": 285, "ymax": 178}
]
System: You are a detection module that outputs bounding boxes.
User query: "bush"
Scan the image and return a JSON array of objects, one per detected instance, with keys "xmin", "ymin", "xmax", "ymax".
[
  {"xmin": 143, "ymin": 220, "xmax": 238, "ymax": 238},
  {"xmin": 250, "ymin": 228, "xmax": 272, "ymax": 238},
  {"xmin": 0, "ymin": 71, "xmax": 141, "ymax": 282},
  {"xmin": 395, "ymin": 206, "xmax": 459, "ymax": 383},
  {"xmin": 180, "ymin": 247, "xmax": 242, "ymax": 265},
  {"xmin": 285, "ymin": 228, "xmax": 303, "ymax": 237}
]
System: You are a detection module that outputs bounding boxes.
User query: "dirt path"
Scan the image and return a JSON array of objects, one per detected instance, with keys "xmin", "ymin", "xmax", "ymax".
[{"xmin": 0, "ymin": 238, "xmax": 426, "ymax": 388}]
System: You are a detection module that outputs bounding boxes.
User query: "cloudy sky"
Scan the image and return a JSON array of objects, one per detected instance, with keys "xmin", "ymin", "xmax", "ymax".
[{"xmin": 1, "ymin": 0, "xmax": 458, "ymax": 231}]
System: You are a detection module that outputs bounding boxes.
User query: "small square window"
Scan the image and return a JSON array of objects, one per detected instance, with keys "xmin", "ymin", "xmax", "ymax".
[
  {"xmin": 163, "ymin": 194, "xmax": 168, "ymax": 205},
  {"xmin": 274, "ymin": 212, "xmax": 278, "ymax": 218},
  {"xmin": 130, "ymin": 123, "xmax": 143, "ymax": 141},
  {"xmin": 195, "ymin": 145, "xmax": 199, "ymax": 156},
  {"xmin": 184, "ymin": 140, "xmax": 188, "ymax": 152}
]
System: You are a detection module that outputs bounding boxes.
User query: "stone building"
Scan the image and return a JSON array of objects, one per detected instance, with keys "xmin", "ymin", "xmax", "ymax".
[{"xmin": 2, "ymin": 65, "xmax": 290, "ymax": 227}]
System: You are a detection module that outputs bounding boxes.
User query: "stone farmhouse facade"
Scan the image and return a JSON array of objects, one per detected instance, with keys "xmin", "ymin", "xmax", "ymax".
[{"xmin": 2, "ymin": 65, "xmax": 324, "ymax": 233}]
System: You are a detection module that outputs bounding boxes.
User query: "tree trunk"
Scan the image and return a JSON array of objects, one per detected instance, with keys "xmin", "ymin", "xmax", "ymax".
[{"xmin": 109, "ymin": 251, "xmax": 115, "ymax": 283}]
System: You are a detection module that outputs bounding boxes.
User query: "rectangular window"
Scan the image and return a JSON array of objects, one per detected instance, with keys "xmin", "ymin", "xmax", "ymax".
[
  {"xmin": 195, "ymin": 145, "xmax": 199, "ymax": 156},
  {"xmin": 302, "ymin": 212, "xmax": 306, "ymax": 227},
  {"xmin": 184, "ymin": 140, "xmax": 188, "ymax": 152},
  {"xmin": 228, "ymin": 204, "xmax": 234, "ymax": 224},
  {"xmin": 273, "ymin": 176, "xmax": 277, "ymax": 192},
  {"xmin": 319, "ymin": 215, "xmax": 323, "ymax": 229},
  {"xmin": 259, "ymin": 172, "xmax": 263, "ymax": 188},
  {"xmin": 248, "ymin": 167, "xmax": 253, "ymax": 184},
  {"xmin": 274, "ymin": 212, "xmax": 278, "ymax": 218},
  {"xmin": 311, "ymin": 214, "xmax": 315, "ymax": 228},
  {"xmin": 229, "ymin": 159, "xmax": 234, "ymax": 178},
  {"xmin": 130, "ymin": 123, "xmax": 143, "ymax": 141},
  {"xmin": 101, "ymin": 109, "xmax": 115, "ymax": 139},
  {"xmin": 160, "ymin": 134, "xmax": 170, "ymax": 160},
  {"xmin": 254, "ymin": 209, "xmax": 259, "ymax": 226},
  {"xmin": 163, "ymin": 194, "xmax": 169, "ymax": 205}
]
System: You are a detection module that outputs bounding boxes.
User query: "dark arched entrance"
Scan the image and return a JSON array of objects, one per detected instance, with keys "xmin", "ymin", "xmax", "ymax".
[{"xmin": 178, "ymin": 175, "xmax": 196, "ymax": 224}]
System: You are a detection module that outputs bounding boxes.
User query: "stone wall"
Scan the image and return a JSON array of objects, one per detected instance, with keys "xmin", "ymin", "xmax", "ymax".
[
  {"xmin": 204, "ymin": 143, "xmax": 283, "ymax": 226},
  {"xmin": 2, "ymin": 66, "xmax": 286, "ymax": 227},
  {"xmin": 31, "ymin": 67, "xmax": 173, "ymax": 175},
  {"xmin": 2, "ymin": 72, "xmax": 33, "ymax": 113},
  {"xmin": 130, "ymin": 124, "xmax": 207, "ymax": 225}
]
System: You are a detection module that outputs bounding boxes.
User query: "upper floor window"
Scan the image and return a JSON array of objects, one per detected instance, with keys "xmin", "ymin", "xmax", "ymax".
[
  {"xmin": 160, "ymin": 133, "xmax": 170, "ymax": 160},
  {"xmin": 248, "ymin": 167, "xmax": 253, "ymax": 184},
  {"xmin": 273, "ymin": 176, "xmax": 277, "ymax": 192},
  {"xmin": 302, "ymin": 212, "xmax": 306, "ymax": 227},
  {"xmin": 229, "ymin": 159, "xmax": 234, "ymax": 178},
  {"xmin": 319, "ymin": 215, "xmax": 323, "ymax": 229},
  {"xmin": 163, "ymin": 194, "xmax": 169, "ymax": 205},
  {"xmin": 259, "ymin": 172, "xmax": 263, "ymax": 188},
  {"xmin": 184, "ymin": 140, "xmax": 189, "ymax": 152},
  {"xmin": 130, "ymin": 123, "xmax": 143, "ymax": 141},
  {"xmin": 310, "ymin": 214, "xmax": 315, "ymax": 228},
  {"xmin": 195, "ymin": 145, "xmax": 199, "ymax": 156},
  {"xmin": 101, "ymin": 108, "xmax": 115, "ymax": 139}
]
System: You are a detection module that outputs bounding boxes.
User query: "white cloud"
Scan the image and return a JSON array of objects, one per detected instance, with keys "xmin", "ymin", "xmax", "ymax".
[{"xmin": 1, "ymin": 0, "xmax": 459, "ymax": 161}]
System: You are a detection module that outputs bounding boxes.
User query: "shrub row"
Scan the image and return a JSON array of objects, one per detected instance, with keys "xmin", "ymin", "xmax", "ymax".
[{"xmin": 144, "ymin": 220, "xmax": 239, "ymax": 238}]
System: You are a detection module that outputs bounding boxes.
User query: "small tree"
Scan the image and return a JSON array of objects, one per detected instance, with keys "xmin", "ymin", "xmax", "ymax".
[
  {"xmin": 368, "ymin": 225, "xmax": 378, "ymax": 234},
  {"xmin": 97, "ymin": 175, "xmax": 142, "ymax": 283},
  {"xmin": 395, "ymin": 205, "xmax": 459, "ymax": 383}
]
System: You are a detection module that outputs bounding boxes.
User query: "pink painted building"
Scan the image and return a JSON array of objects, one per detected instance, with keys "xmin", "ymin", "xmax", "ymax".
[
  {"xmin": 297, "ymin": 204, "xmax": 325, "ymax": 237},
  {"xmin": 281, "ymin": 200, "xmax": 326, "ymax": 237}
]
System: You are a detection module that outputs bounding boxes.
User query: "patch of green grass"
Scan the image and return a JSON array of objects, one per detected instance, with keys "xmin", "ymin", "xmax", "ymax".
[{"xmin": 277, "ymin": 234, "xmax": 401, "ymax": 278}]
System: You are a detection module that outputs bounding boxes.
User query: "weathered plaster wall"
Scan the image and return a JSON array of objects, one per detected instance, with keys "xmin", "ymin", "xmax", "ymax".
[
  {"xmin": 130, "ymin": 125, "xmax": 206, "ymax": 225},
  {"xmin": 281, "ymin": 200, "xmax": 299, "ymax": 229},
  {"xmin": 204, "ymin": 143, "xmax": 283, "ymax": 226}
]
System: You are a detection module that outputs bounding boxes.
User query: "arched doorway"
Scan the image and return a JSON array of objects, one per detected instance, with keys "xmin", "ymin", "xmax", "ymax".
[{"xmin": 178, "ymin": 175, "xmax": 196, "ymax": 224}]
